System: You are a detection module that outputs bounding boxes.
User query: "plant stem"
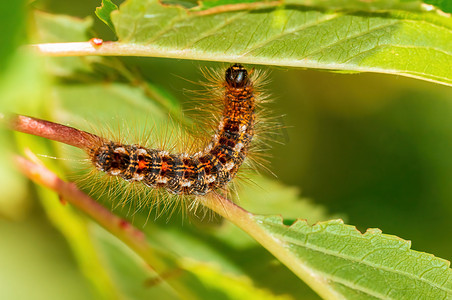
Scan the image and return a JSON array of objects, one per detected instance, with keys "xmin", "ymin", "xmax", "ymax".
[
  {"xmin": 31, "ymin": 41, "xmax": 214, "ymax": 59},
  {"xmin": 30, "ymin": 41, "xmax": 261, "ymax": 67},
  {"xmin": 7, "ymin": 114, "xmax": 102, "ymax": 151}
]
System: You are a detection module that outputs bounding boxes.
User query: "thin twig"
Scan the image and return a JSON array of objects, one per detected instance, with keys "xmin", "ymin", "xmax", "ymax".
[{"xmin": 7, "ymin": 114, "xmax": 103, "ymax": 151}]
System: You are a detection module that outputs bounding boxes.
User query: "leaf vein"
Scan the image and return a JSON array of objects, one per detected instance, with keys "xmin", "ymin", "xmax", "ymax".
[
  {"xmin": 140, "ymin": 11, "xmax": 186, "ymax": 44},
  {"xmin": 184, "ymin": 12, "xmax": 248, "ymax": 50},
  {"xmin": 243, "ymin": 13, "xmax": 340, "ymax": 55},
  {"xmin": 304, "ymin": 21, "xmax": 400, "ymax": 59},
  {"xmin": 342, "ymin": 44, "xmax": 452, "ymax": 65},
  {"xmin": 314, "ymin": 269, "xmax": 392, "ymax": 299}
]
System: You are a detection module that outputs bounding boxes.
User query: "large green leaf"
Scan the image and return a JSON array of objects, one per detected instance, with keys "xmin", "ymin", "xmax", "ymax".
[
  {"xmin": 253, "ymin": 216, "xmax": 452, "ymax": 299},
  {"xmin": 107, "ymin": 0, "xmax": 452, "ymax": 85}
]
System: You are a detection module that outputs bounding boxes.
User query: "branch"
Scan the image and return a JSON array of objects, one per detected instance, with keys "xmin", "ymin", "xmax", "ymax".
[{"xmin": 7, "ymin": 114, "xmax": 103, "ymax": 151}]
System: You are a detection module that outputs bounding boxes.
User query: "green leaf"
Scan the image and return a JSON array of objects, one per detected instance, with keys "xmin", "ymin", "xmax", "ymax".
[
  {"xmin": 32, "ymin": 11, "xmax": 93, "ymax": 43},
  {"xmin": 95, "ymin": 0, "xmax": 119, "ymax": 34},
  {"xmin": 33, "ymin": 11, "xmax": 98, "ymax": 76},
  {"xmin": 250, "ymin": 215, "xmax": 452, "ymax": 299},
  {"xmin": 110, "ymin": 0, "xmax": 452, "ymax": 86}
]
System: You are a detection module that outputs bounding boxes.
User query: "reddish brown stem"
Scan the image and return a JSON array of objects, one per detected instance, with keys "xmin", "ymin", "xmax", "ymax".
[{"xmin": 7, "ymin": 114, "xmax": 104, "ymax": 151}]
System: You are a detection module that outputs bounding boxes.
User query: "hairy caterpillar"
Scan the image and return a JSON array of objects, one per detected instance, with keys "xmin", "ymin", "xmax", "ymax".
[
  {"xmin": 10, "ymin": 63, "xmax": 272, "ymax": 215},
  {"xmin": 89, "ymin": 64, "xmax": 256, "ymax": 196}
]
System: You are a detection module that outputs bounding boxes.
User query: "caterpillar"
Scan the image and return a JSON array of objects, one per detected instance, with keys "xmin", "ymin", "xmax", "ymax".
[
  {"xmin": 8, "ymin": 63, "xmax": 272, "ymax": 216},
  {"xmin": 88, "ymin": 64, "xmax": 257, "ymax": 196}
]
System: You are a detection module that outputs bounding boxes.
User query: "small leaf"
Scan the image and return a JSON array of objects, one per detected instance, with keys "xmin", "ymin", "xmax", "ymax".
[
  {"xmin": 32, "ymin": 11, "xmax": 93, "ymax": 43},
  {"xmin": 95, "ymin": 0, "xmax": 119, "ymax": 34},
  {"xmin": 33, "ymin": 11, "xmax": 97, "ymax": 76}
]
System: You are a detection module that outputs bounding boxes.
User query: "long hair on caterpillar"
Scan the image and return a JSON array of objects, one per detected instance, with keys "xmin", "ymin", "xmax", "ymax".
[{"xmin": 8, "ymin": 63, "xmax": 277, "ymax": 222}]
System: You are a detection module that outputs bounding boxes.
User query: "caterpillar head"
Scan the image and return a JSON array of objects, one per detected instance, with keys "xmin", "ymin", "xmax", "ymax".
[{"xmin": 225, "ymin": 64, "xmax": 249, "ymax": 88}]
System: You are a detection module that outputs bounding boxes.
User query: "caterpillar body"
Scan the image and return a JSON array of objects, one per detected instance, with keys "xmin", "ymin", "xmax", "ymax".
[{"xmin": 89, "ymin": 64, "xmax": 258, "ymax": 197}]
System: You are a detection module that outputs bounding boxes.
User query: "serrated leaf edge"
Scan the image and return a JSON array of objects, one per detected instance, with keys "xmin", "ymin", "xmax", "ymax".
[{"xmin": 255, "ymin": 216, "xmax": 452, "ymax": 294}]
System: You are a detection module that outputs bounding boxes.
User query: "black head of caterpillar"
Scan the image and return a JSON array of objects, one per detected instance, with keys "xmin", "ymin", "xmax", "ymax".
[
  {"xmin": 225, "ymin": 64, "xmax": 249, "ymax": 88},
  {"xmin": 89, "ymin": 64, "xmax": 257, "ymax": 197}
]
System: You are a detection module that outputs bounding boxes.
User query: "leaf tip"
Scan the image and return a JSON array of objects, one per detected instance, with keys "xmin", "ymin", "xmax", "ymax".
[{"xmin": 95, "ymin": 0, "xmax": 119, "ymax": 35}]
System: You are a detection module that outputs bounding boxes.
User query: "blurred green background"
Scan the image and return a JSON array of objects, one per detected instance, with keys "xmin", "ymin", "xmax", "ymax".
[{"xmin": 1, "ymin": 0, "xmax": 451, "ymax": 299}]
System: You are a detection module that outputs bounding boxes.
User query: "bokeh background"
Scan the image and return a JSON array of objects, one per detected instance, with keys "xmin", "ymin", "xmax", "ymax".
[{"xmin": 1, "ymin": 0, "xmax": 451, "ymax": 299}]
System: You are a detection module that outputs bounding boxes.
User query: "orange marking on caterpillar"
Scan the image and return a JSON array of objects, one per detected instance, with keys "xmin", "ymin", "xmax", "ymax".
[{"xmin": 138, "ymin": 160, "xmax": 147, "ymax": 169}]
